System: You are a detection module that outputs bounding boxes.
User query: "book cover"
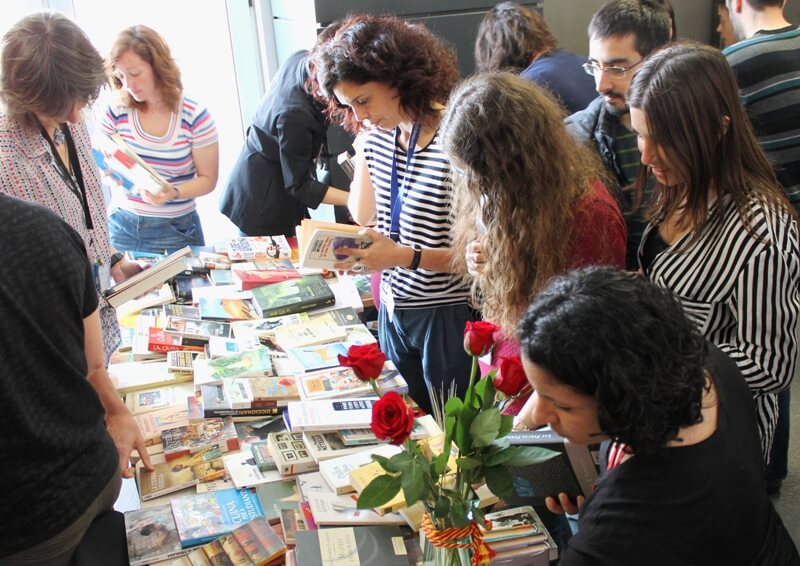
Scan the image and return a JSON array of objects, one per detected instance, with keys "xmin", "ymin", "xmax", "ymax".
[
  {"xmin": 234, "ymin": 417, "xmax": 285, "ymax": 449},
  {"xmin": 195, "ymin": 348, "xmax": 274, "ymax": 385},
  {"xmin": 227, "ymin": 235, "xmax": 292, "ymax": 261},
  {"xmin": 309, "ymin": 307, "xmax": 360, "ymax": 327},
  {"xmin": 224, "ymin": 518, "xmax": 287, "ymax": 564},
  {"xmin": 336, "ymin": 414, "xmax": 440, "ymax": 447},
  {"xmin": 302, "ymin": 431, "xmax": 368, "ymax": 463},
  {"xmin": 279, "ymin": 507, "xmax": 306, "ymax": 545},
  {"xmin": 251, "ymin": 441, "xmax": 278, "ymax": 472},
  {"xmin": 250, "ymin": 275, "xmax": 335, "ymax": 319},
  {"xmin": 125, "ymin": 382, "xmax": 194, "ymax": 415},
  {"xmin": 163, "ymin": 303, "xmax": 201, "ymax": 320},
  {"xmin": 170, "ymin": 488, "xmax": 266, "ymax": 547},
  {"xmin": 232, "ymin": 259, "xmax": 300, "ymax": 291},
  {"xmin": 166, "ymin": 316, "xmax": 232, "ymax": 340},
  {"xmin": 124, "ymin": 504, "xmax": 189, "ymax": 566},
  {"xmin": 350, "ymin": 461, "xmax": 406, "ymax": 515},
  {"xmin": 254, "ymin": 477, "xmax": 302, "ymax": 524},
  {"xmin": 286, "ymin": 398, "xmax": 376, "ymax": 433},
  {"xmin": 223, "ymin": 376, "xmax": 299, "ymax": 410},
  {"xmin": 109, "ymin": 360, "xmax": 192, "ymax": 395},
  {"xmin": 295, "ymin": 471, "xmax": 334, "ymax": 500},
  {"xmin": 207, "ymin": 335, "xmax": 260, "ymax": 359},
  {"xmin": 318, "ymin": 444, "xmax": 402, "ymax": 495},
  {"xmin": 198, "ymin": 384, "xmax": 283, "ymax": 420},
  {"xmin": 286, "ymin": 342, "xmax": 352, "ymax": 373},
  {"xmin": 274, "ymin": 318, "xmax": 348, "ymax": 350},
  {"xmin": 298, "ymin": 219, "xmax": 373, "ymax": 270},
  {"xmin": 298, "ymin": 361, "xmax": 407, "ymax": 401},
  {"xmin": 147, "ymin": 327, "xmax": 186, "ymax": 353},
  {"xmin": 167, "ymin": 350, "xmax": 199, "ymax": 374},
  {"xmin": 207, "ymin": 269, "xmax": 235, "ymax": 286},
  {"xmin": 94, "ymin": 133, "xmax": 167, "ymax": 196},
  {"xmin": 137, "ymin": 448, "xmax": 226, "ymax": 500},
  {"xmin": 198, "ymin": 297, "xmax": 259, "ymax": 321},
  {"xmin": 266, "ymin": 431, "xmax": 318, "ymax": 476},
  {"xmin": 304, "ymin": 492, "xmax": 406, "ymax": 527},
  {"xmin": 105, "ymin": 246, "xmax": 191, "ymax": 308},
  {"xmin": 222, "ymin": 450, "xmax": 284, "ymax": 489},
  {"xmin": 162, "ymin": 417, "xmax": 240, "ymax": 460},
  {"xmin": 294, "ymin": 526, "xmax": 408, "ymax": 566}
]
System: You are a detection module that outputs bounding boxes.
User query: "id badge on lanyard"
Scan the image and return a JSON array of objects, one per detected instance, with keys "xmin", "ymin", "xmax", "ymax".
[{"xmin": 388, "ymin": 123, "xmax": 422, "ymax": 242}]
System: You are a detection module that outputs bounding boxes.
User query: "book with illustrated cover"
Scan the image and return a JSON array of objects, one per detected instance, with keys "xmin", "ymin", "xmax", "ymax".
[
  {"xmin": 286, "ymin": 342, "xmax": 352, "ymax": 373},
  {"xmin": 227, "ymin": 235, "xmax": 292, "ymax": 261},
  {"xmin": 207, "ymin": 335, "xmax": 261, "ymax": 359},
  {"xmin": 124, "ymin": 504, "xmax": 189, "ymax": 566},
  {"xmin": 104, "ymin": 246, "xmax": 191, "ymax": 308},
  {"xmin": 222, "ymin": 450, "xmax": 283, "ymax": 489},
  {"xmin": 207, "ymin": 269, "xmax": 235, "ymax": 286},
  {"xmin": 298, "ymin": 361, "xmax": 407, "ymax": 401},
  {"xmin": 304, "ymin": 492, "xmax": 406, "ymax": 527},
  {"xmin": 350, "ymin": 461, "xmax": 406, "ymax": 515},
  {"xmin": 234, "ymin": 417, "xmax": 285, "ymax": 448},
  {"xmin": 167, "ymin": 350, "xmax": 199, "ymax": 374},
  {"xmin": 206, "ymin": 518, "xmax": 287, "ymax": 565},
  {"xmin": 297, "ymin": 219, "xmax": 373, "ymax": 270},
  {"xmin": 163, "ymin": 303, "xmax": 201, "ymax": 320},
  {"xmin": 318, "ymin": 444, "xmax": 402, "ymax": 495},
  {"xmin": 230, "ymin": 313, "xmax": 309, "ymax": 343},
  {"xmin": 162, "ymin": 417, "xmax": 240, "ymax": 460},
  {"xmin": 250, "ymin": 275, "xmax": 335, "ymax": 319},
  {"xmin": 134, "ymin": 404, "xmax": 189, "ymax": 446},
  {"xmin": 94, "ymin": 133, "xmax": 167, "ymax": 196},
  {"xmin": 302, "ymin": 431, "xmax": 370, "ymax": 463},
  {"xmin": 255, "ymin": 477, "xmax": 301, "ymax": 524},
  {"xmin": 294, "ymin": 526, "xmax": 408, "ymax": 566},
  {"xmin": 125, "ymin": 382, "xmax": 194, "ymax": 415},
  {"xmin": 166, "ymin": 316, "xmax": 232, "ymax": 340},
  {"xmin": 197, "ymin": 384, "xmax": 283, "ymax": 420},
  {"xmin": 295, "ymin": 471, "xmax": 333, "ymax": 500},
  {"xmin": 232, "ymin": 259, "xmax": 300, "ymax": 291},
  {"xmin": 274, "ymin": 318, "xmax": 348, "ymax": 350},
  {"xmin": 266, "ymin": 431, "xmax": 318, "ymax": 476},
  {"xmin": 279, "ymin": 506, "xmax": 306, "ymax": 545},
  {"xmin": 137, "ymin": 449, "xmax": 226, "ymax": 500},
  {"xmin": 482, "ymin": 506, "xmax": 557, "ymax": 564},
  {"xmin": 286, "ymin": 398, "xmax": 376, "ymax": 433},
  {"xmin": 198, "ymin": 296, "xmax": 259, "ymax": 321},
  {"xmin": 148, "ymin": 327, "xmax": 203, "ymax": 354},
  {"xmin": 251, "ymin": 441, "xmax": 278, "ymax": 471},
  {"xmin": 170, "ymin": 488, "xmax": 265, "ymax": 547},
  {"xmin": 309, "ymin": 306, "xmax": 360, "ymax": 327},
  {"xmin": 223, "ymin": 375, "xmax": 299, "ymax": 410},
  {"xmin": 194, "ymin": 348, "xmax": 275, "ymax": 386},
  {"xmin": 336, "ymin": 414, "xmax": 441, "ymax": 447}
]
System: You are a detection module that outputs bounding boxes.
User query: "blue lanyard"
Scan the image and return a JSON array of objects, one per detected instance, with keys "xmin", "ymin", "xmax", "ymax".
[{"xmin": 389, "ymin": 123, "xmax": 422, "ymax": 242}]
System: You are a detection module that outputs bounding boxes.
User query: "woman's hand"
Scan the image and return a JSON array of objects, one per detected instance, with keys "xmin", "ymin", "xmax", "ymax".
[
  {"xmin": 545, "ymin": 493, "xmax": 585, "ymax": 516},
  {"xmin": 106, "ymin": 408, "xmax": 153, "ymax": 477},
  {"xmin": 333, "ymin": 227, "xmax": 411, "ymax": 274},
  {"xmin": 466, "ymin": 239, "xmax": 485, "ymax": 276},
  {"xmin": 141, "ymin": 182, "xmax": 178, "ymax": 206},
  {"xmin": 111, "ymin": 258, "xmax": 148, "ymax": 284}
]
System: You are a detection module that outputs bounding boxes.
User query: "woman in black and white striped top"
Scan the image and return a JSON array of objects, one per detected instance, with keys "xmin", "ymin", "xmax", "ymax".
[
  {"xmin": 309, "ymin": 15, "xmax": 475, "ymax": 415},
  {"xmin": 629, "ymin": 43, "xmax": 800, "ymax": 463}
]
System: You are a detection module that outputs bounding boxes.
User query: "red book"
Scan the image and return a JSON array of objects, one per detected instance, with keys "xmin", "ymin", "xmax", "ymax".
[
  {"xmin": 231, "ymin": 259, "xmax": 300, "ymax": 291},
  {"xmin": 147, "ymin": 327, "xmax": 183, "ymax": 353}
]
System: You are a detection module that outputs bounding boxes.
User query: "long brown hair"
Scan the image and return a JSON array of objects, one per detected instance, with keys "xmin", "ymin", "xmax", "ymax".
[
  {"xmin": 441, "ymin": 72, "xmax": 601, "ymax": 335},
  {"xmin": 628, "ymin": 42, "xmax": 793, "ymax": 237},
  {"xmin": 106, "ymin": 25, "xmax": 182, "ymax": 112},
  {"xmin": 0, "ymin": 12, "xmax": 105, "ymax": 128},
  {"xmin": 474, "ymin": 2, "xmax": 557, "ymax": 73}
]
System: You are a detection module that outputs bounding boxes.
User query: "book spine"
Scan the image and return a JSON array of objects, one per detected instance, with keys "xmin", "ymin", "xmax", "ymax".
[
  {"xmin": 260, "ymin": 295, "xmax": 336, "ymax": 319},
  {"xmin": 204, "ymin": 407, "xmax": 282, "ymax": 418}
]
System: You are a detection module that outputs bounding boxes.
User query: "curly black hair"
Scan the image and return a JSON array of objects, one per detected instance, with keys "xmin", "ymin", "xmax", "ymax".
[
  {"xmin": 517, "ymin": 267, "xmax": 709, "ymax": 456},
  {"xmin": 307, "ymin": 14, "xmax": 459, "ymax": 133}
]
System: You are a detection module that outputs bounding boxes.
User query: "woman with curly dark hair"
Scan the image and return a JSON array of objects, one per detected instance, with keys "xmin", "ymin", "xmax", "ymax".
[
  {"xmin": 518, "ymin": 267, "xmax": 799, "ymax": 565},
  {"xmin": 308, "ymin": 15, "xmax": 475, "ymax": 415}
]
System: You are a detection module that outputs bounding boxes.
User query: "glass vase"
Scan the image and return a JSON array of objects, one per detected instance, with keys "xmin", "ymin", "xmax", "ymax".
[{"xmin": 420, "ymin": 524, "xmax": 473, "ymax": 566}]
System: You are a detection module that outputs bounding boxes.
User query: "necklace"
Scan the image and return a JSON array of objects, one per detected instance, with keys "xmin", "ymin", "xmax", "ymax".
[{"xmin": 53, "ymin": 126, "xmax": 65, "ymax": 146}]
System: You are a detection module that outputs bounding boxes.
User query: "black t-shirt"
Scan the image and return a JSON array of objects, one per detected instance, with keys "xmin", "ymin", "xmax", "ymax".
[
  {"xmin": 560, "ymin": 346, "xmax": 800, "ymax": 566},
  {"xmin": 0, "ymin": 194, "xmax": 117, "ymax": 557}
]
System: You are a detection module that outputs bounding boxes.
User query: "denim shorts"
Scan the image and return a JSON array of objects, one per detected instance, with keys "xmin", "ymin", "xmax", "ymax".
[{"xmin": 109, "ymin": 208, "xmax": 205, "ymax": 254}]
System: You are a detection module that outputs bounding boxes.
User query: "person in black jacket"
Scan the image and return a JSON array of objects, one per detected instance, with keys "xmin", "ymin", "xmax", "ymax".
[{"xmin": 219, "ymin": 49, "xmax": 349, "ymax": 237}]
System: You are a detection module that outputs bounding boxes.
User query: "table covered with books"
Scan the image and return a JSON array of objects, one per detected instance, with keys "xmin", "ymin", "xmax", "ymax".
[{"xmin": 107, "ymin": 231, "xmax": 564, "ymax": 566}]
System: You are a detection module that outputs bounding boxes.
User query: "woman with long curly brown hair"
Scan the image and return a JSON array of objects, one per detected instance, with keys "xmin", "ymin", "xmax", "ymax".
[
  {"xmin": 308, "ymin": 15, "xmax": 475, "ymax": 415},
  {"xmin": 442, "ymin": 72, "xmax": 626, "ymax": 365}
]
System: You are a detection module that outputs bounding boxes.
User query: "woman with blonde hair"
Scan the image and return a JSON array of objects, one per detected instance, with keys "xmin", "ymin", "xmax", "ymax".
[
  {"xmin": 441, "ymin": 72, "xmax": 626, "ymax": 365},
  {"xmin": 98, "ymin": 25, "xmax": 219, "ymax": 253}
]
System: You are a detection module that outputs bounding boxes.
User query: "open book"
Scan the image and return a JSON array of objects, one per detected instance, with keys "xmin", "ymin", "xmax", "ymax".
[
  {"xmin": 104, "ymin": 246, "xmax": 191, "ymax": 308},
  {"xmin": 297, "ymin": 219, "xmax": 371, "ymax": 270},
  {"xmin": 93, "ymin": 133, "xmax": 167, "ymax": 196}
]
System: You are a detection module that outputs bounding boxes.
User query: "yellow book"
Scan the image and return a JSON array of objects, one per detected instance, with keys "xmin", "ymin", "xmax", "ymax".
[{"xmin": 349, "ymin": 460, "xmax": 407, "ymax": 516}]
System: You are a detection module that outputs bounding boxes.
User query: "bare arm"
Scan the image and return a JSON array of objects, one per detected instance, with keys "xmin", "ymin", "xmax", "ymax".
[
  {"xmin": 322, "ymin": 186, "xmax": 350, "ymax": 207},
  {"xmin": 348, "ymin": 152, "xmax": 377, "ymax": 226},
  {"xmin": 145, "ymin": 142, "xmax": 219, "ymax": 205},
  {"xmin": 84, "ymin": 309, "xmax": 152, "ymax": 476}
]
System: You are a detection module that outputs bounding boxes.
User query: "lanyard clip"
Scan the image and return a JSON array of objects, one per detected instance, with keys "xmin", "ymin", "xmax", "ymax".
[{"xmin": 389, "ymin": 231, "xmax": 400, "ymax": 242}]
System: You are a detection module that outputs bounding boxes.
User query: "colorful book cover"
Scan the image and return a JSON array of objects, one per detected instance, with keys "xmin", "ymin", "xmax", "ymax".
[
  {"xmin": 234, "ymin": 417, "xmax": 285, "ymax": 448},
  {"xmin": 232, "ymin": 259, "xmax": 300, "ymax": 291},
  {"xmin": 250, "ymin": 275, "xmax": 335, "ymax": 319},
  {"xmin": 162, "ymin": 417, "xmax": 240, "ymax": 459},
  {"xmin": 255, "ymin": 477, "xmax": 301, "ymax": 524},
  {"xmin": 266, "ymin": 431, "xmax": 318, "ymax": 476},
  {"xmin": 223, "ymin": 376, "xmax": 299, "ymax": 410},
  {"xmin": 298, "ymin": 362, "xmax": 406, "ymax": 401},
  {"xmin": 198, "ymin": 297, "xmax": 259, "ymax": 321},
  {"xmin": 166, "ymin": 316, "xmax": 232, "ymax": 339},
  {"xmin": 294, "ymin": 526, "xmax": 408, "ymax": 566},
  {"xmin": 207, "ymin": 269, "xmax": 235, "ymax": 286},
  {"xmin": 227, "ymin": 235, "xmax": 292, "ymax": 261},
  {"xmin": 137, "ymin": 448, "xmax": 226, "ymax": 500},
  {"xmin": 251, "ymin": 441, "xmax": 278, "ymax": 472},
  {"xmin": 171, "ymin": 488, "xmax": 266, "ymax": 547},
  {"xmin": 287, "ymin": 342, "xmax": 352, "ymax": 373},
  {"xmin": 163, "ymin": 303, "xmax": 201, "ymax": 320},
  {"xmin": 198, "ymin": 348, "xmax": 275, "ymax": 383},
  {"xmin": 198, "ymin": 384, "xmax": 282, "ymax": 420},
  {"xmin": 125, "ymin": 504, "xmax": 189, "ymax": 566}
]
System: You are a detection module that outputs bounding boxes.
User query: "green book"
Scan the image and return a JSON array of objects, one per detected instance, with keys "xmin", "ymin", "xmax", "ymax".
[{"xmin": 250, "ymin": 275, "xmax": 335, "ymax": 318}]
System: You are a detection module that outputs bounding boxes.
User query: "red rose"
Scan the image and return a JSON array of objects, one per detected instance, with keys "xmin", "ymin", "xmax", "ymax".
[
  {"xmin": 494, "ymin": 355, "xmax": 530, "ymax": 397},
  {"xmin": 463, "ymin": 321, "xmax": 500, "ymax": 357},
  {"xmin": 371, "ymin": 392, "xmax": 415, "ymax": 445},
  {"xmin": 338, "ymin": 343, "xmax": 386, "ymax": 382}
]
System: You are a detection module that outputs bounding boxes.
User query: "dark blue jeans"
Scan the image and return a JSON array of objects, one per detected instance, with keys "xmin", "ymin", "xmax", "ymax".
[
  {"xmin": 378, "ymin": 303, "xmax": 476, "ymax": 415},
  {"xmin": 109, "ymin": 208, "xmax": 205, "ymax": 254}
]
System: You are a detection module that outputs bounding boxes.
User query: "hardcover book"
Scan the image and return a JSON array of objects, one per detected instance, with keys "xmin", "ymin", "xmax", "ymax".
[
  {"xmin": 227, "ymin": 235, "xmax": 292, "ymax": 261},
  {"xmin": 266, "ymin": 431, "xmax": 318, "ymax": 476},
  {"xmin": 250, "ymin": 275, "xmax": 335, "ymax": 319},
  {"xmin": 162, "ymin": 417, "xmax": 240, "ymax": 460},
  {"xmin": 170, "ymin": 488, "xmax": 266, "ymax": 547},
  {"xmin": 297, "ymin": 219, "xmax": 373, "ymax": 270},
  {"xmin": 286, "ymin": 398, "xmax": 377, "ymax": 433},
  {"xmin": 137, "ymin": 449, "xmax": 226, "ymax": 500},
  {"xmin": 232, "ymin": 259, "xmax": 300, "ymax": 291},
  {"xmin": 124, "ymin": 504, "xmax": 189, "ymax": 566},
  {"xmin": 294, "ymin": 526, "xmax": 409, "ymax": 566}
]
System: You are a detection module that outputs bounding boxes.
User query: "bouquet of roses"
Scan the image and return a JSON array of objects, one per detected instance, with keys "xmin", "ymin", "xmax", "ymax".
[{"xmin": 337, "ymin": 321, "xmax": 556, "ymax": 565}]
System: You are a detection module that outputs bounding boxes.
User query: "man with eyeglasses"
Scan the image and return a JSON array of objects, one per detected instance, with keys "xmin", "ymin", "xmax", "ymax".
[
  {"xmin": 723, "ymin": 0, "xmax": 800, "ymax": 498},
  {"xmin": 565, "ymin": 0, "xmax": 672, "ymax": 268}
]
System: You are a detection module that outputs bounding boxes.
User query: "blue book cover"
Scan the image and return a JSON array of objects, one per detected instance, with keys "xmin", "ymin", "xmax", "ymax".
[{"xmin": 170, "ymin": 488, "xmax": 265, "ymax": 547}]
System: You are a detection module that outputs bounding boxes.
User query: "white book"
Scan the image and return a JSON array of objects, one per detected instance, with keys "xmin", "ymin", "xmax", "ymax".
[
  {"xmin": 295, "ymin": 471, "xmax": 334, "ymax": 500},
  {"xmin": 105, "ymin": 246, "xmax": 191, "ymax": 308},
  {"xmin": 302, "ymin": 431, "xmax": 372, "ymax": 463},
  {"xmin": 222, "ymin": 450, "xmax": 284, "ymax": 488},
  {"xmin": 318, "ymin": 443, "xmax": 402, "ymax": 495},
  {"xmin": 195, "ymin": 478, "xmax": 235, "ymax": 494},
  {"xmin": 305, "ymin": 492, "xmax": 406, "ymax": 526},
  {"xmin": 297, "ymin": 220, "xmax": 372, "ymax": 271},
  {"xmin": 274, "ymin": 319, "xmax": 348, "ymax": 350},
  {"xmin": 286, "ymin": 398, "xmax": 377, "ymax": 432}
]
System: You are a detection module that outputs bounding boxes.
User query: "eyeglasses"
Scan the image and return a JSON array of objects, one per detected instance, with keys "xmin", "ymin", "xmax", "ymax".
[{"xmin": 582, "ymin": 60, "xmax": 643, "ymax": 79}]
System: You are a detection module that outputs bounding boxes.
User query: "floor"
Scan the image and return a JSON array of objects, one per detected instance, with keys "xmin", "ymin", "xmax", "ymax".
[{"xmin": 773, "ymin": 377, "xmax": 800, "ymax": 546}]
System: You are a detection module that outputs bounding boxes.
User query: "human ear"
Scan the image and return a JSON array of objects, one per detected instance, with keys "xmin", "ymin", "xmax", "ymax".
[{"xmin": 721, "ymin": 115, "xmax": 731, "ymax": 136}]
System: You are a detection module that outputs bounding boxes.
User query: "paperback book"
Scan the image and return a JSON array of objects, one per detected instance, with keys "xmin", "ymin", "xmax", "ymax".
[
  {"xmin": 266, "ymin": 431, "xmax": 318, "ymax": 476},
  {"xmin": 298, "ymin": 361, "xmax": 407, "ymax": 401},
  {"xmin": 297, "ymin": 219, "xmax": 372, "ymax": 270},
  {"xmin": 193, "ymin": 347, "xmax": 275, "ymax": 386},
  {"xmin": 124, "ymin": 504, "xmax": 189, "ymax": 566},
  {"xmin": 286, "ymin": 398, "xmax": 376, "ymax": 433},
  {"xmin": 125, "ymin": 382, "xmax": 194, "ymax": 415},
  {"xmin": 197, "ymin": 384, "xmax": 283, "ymax": 420},
  {"xmin": 165, "ymin": 316, "xmax": 232, "ymax": 340},
  {"xmin": 286, "ymin": 342, "xmax": 352, "ymax": 373},
  {"xmin": 162, "ymin": 417, "xmax": 240, "ymax": 460},
  {"xmin": 137, "ymin": 449, "xmax": 226, "ymax": 500},
  {"xmin": 104, "ymin": 246, "xmax": 191, "ymax": 308},
  {"xmin": 303, "ymin": 492, "xmax": 406, "ymax": 527},
  {"xmin": 294, "ymin": 526, "xmax": 408, "ymax": 566},
  {"xmin": 222, "ymin": 450, "xmax": 283, "ymax": 489},
  {"xmin": 134, "ymin": 403, "xmax": 190, "ymax": 446},
  {"xmin": 223, "ymin": 375, "xmax": 299, "ymax": 409},
  {"xmin": 255, "ymin": 477, "xmax": 302, "ymax": 524},
  {"xmin": 170, "ymin": 488, "xmax": 266, "ymax": 547},
  {"xmin": 108, "ymin": 360, "xmax": 191, "ymax": 395},
  {"xmin": 249, "ymin": 274, "xmax": 335, "ymax": 319},
  {"xmin": 198, "ymin": 296, "xmax": 259, "ymax": 321},
  {"xmin": 274, "ymin": 318, "xmax": 348, "ymax": 350},
  {"xmin": 232, "ymin": 259, "xmax": 300, "ymax": 291},
  {"xmin": 227, "ymin": 235, "xmax": 292, "ymax": 261}
]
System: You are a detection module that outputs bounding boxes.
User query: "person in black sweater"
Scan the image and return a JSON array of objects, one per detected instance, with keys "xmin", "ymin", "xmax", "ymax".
[
  {"xmin": 219, "ymin": 48, "xmax": 350, "ymax": 237},
  {"xmin": 0, "ymin": 193, "xmax": 151, "ymax": 565},
  {"xmin": 517, "ymin": 267, "xmax": 799, "ymax": 565}
]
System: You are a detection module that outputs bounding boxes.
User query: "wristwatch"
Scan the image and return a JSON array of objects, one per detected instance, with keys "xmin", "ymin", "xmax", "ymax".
[
  {"xmin": 407, "ymin": 246, "xmax": 422, "ymax": 270},
  {"xmin": 109, "ymin": 252, "xmax": 125, "ymax": 270}
]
